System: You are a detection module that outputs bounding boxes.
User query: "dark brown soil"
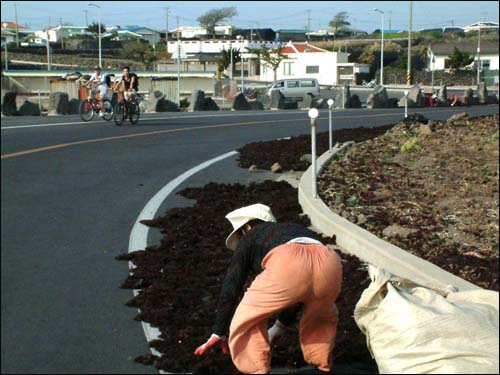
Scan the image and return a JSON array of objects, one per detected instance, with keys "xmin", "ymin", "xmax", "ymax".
[
  {"xmin": 317, "ymin": 114, "xmax": 499, "ymax": 291},
  {"xmin": 117, "ymin": 180, "xmax": 376, "ymax": 374},
  {"xmin": 237, "ymin": 125, "xmax": 394, "ymax": 171}
]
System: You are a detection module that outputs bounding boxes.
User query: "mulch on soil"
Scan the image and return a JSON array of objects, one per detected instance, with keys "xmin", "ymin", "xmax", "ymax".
[
  {"xmin": 317, "ymin": 114, "xmax": 499, "ymax": 291},
  {"xmin": 237, "ymin": 125, "xmax": 394, "ymax": 171},
  {"xmin": 117, "ymin": 180, "xmax": 376, "ymax": 374}
]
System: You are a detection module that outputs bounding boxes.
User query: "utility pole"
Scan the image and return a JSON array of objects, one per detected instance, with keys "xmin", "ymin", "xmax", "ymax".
[
  {"xmin": 477, "ymin": 25, "xmax": 481, "ymax": 84},
  {"xmin": 60, "ymin": 17, "xmax": 64, "ymax": 50},
  {"xmin": 47, "ymin": 16, "xmax": 51, "ymax": 71},
  {"xmin": 307, "ymin": 9, "xmax": 311, "ymax": 40},
  {"xmin": 164, "ymin": 6, "xmax": 170, "ymax": 53},
  {"xmin": 14, "ymin": 1, "xmax": 19, "ymax": 47},
  {"xmin": 177, "ymin": 15, "xmax": 181, "ymax": 106},
  {"xmin": 84, "ymin": 10, "xmax": 88, "ymax": 26},
  {"xmin": 407, "ymin": 0, "xmax": 413, "ymax": 85}
]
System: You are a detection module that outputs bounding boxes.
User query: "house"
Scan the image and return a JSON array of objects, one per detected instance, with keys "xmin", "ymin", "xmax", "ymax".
[
  {"xmin": 105, "ymin": 26, "xmax": 161, "ymax": 44},
  {"xmin": 34, "ymin": 25, "xmax": 91, "ymax": 43},
  {"xmin": 428, "ymin": 42, "xmax": 499, "ymax": 71},
  {"xmin": 259, "ymin": 42, "xmax": 370, "ymax": 85},
  {"xmin": 169, "ymin": 25, "xmax": 233, "ymax": 39},
  {"xmin": 275, "ymin": 29, "xmax": 308, "ymax": 42},
  {"xmin": 101, "ymin": 29, "xmax": 143, "ymax": 41},
  {"xmin": 1, "ymin": 21, "xmax": 35, "ymax": 44},
  {"xmin": 463, "ymin": 22, "xmax": 499, "ymax": 33}
]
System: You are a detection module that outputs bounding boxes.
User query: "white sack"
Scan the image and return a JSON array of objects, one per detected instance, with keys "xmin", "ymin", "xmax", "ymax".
[{"xmin": 354, "ymin": 265, "xmax": 499, "ymax": 374}]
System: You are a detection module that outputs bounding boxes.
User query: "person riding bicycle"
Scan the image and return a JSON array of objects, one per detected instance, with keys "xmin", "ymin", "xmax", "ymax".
[
  {"xmin": 83, "ymin": 66, "xmax": 110, "ymax": 117},
  {"xmin": 113, "ymin": 66, "xmax": 139, "ymax": 102}
]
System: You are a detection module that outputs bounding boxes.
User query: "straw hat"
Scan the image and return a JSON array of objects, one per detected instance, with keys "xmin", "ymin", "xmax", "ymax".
[{"xmin": 225, "ymin": 203, "xmax": 276, "ymax": 251}]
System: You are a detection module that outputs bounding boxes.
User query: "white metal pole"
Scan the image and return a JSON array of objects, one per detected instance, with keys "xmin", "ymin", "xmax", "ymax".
[
  {"xmin": 404, "ymin": 90, "xmax": 408, "ymax": 118},
  {"xmin": 177, "ymin": 41, "xmax": 181, "ymax": 106},
  {"xmin": 4, "ymin": 40, "xmax": 7, "ymax": 71},
  {"xmin": 38, "ymin": 89, "xmax": 42, "ymax": 114},
  {"xmin": 98, "ymin": 8, "xmax": 102, "ymax": 68},
  {"xmin": 308, "ymin": 108, "xmax": 319, "ymax": 199},
  {"xmin": 381, "ymin": 13, "xmax": 384, "ymax": 85},
  {"xmin": 477, "ymin": 25, "xmax": 481, "ymax": 84},
  {"xmin": 327, "ymin": 99, "xmax": 334, "ymax": 153}
]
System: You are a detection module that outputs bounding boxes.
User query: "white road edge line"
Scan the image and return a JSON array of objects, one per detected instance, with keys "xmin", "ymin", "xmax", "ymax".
[
  {"xmin": 128, "ymin": 150, "xmax": 238, "ymax": 373},
  {"xmin": 0, "ymin": 110, "xmax": 310, "ymax": 130}
]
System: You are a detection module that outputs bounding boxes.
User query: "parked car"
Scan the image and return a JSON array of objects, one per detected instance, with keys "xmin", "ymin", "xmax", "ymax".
[{"xmin": 266, "ymin": 78, "xmax": 320, "ymax": 101}]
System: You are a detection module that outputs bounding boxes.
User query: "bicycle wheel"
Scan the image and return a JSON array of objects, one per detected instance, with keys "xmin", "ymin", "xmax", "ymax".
[
  {"xmin": 79, "ymin": 99, "xmax": 94, "ymax": 122},
  {"xmin": 102, "ymin": 99, "xmax": 114, "ymax": 121},
  {"xmin": 114, "ymin": 101, "xmax": 125, "ymax": 126},
  {"xmin": 128, "ymin": 101, "xmax": 140, "ymax": 125}
]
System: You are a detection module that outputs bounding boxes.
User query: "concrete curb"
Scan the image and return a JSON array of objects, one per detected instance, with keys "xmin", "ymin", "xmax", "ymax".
[{"xmin": 298, "ymin": 144, "xmax": 480, "ymax": 293}]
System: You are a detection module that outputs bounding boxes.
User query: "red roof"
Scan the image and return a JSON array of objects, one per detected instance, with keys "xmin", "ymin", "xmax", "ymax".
[{"xmin": 281, "ymin": 44, "xmax": 328, "ymax": 53}]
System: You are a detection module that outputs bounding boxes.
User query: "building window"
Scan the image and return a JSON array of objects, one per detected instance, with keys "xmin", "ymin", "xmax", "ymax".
[
  {"xmin": 283, "ymin": 62, "xmax": 293, "ymax": 75},
  {"xmin": 306, "ymin": 65, "xmax": 319, "ymax": 74}
]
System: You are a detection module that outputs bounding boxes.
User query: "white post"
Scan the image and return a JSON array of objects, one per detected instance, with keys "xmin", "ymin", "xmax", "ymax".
[
  {"xmin": 374, "ymin": 8, "xmax": 385, "ymax": 86},
  {"xmin": 404, "ymin": 90, "xmax": 408, "ymax": 118},
  {"xmin": 98, "ymin": 8, "xmax": 102, "ymax": 68},
  {"xmin": 342, "ymin": 86, "xmax": 345, "ymax": 109},
  {"xmin": 38, "ymin": 89, "xmax": 42, "ymax": 114},
  {"xmin": 177, "ymin": 41, "xmax": 181, "ymax": 106},
  {"xmin": 308, "ymin": 108, "xmax": 319, "ymax": 199},
  {"xmin": 4, "ymin": 40, "xmax": 7, "ymax": 71},
  {"xmin": 327, "ymin": 98, "xmax": 334, "ymax": 153},
  {"xmin": 88, "ymin": 3, "xmax": 102, "ymax": 68}
]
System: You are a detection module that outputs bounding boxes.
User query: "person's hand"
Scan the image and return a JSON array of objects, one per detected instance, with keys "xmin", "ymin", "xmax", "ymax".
[{"xmin": 194, "ymin": 333, "xmax": 229, "ymax": 356}]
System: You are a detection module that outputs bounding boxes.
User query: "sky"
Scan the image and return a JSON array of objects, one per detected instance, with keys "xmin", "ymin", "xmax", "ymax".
[{"xmin": 1, "ymin": 1, "xmax": 499, "ymax": 33}]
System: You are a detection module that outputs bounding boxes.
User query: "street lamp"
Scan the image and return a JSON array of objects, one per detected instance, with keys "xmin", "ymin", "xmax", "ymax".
[
  {"xmin": 237, "ymin": 35, "xmax": 244, "ymax": 93},
  {"xmin": 88, "ymin": 2, "xmax": 102, "ymax": 68},
  {"xmin": 374, "ymin": 8, "xmax": 384, "ymax": 85}
]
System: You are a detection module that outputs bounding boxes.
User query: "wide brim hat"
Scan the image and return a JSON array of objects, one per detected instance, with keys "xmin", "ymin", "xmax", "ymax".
[{"xmin": 225, "ymin": 203, "xmax": 276, "ymax": 251}]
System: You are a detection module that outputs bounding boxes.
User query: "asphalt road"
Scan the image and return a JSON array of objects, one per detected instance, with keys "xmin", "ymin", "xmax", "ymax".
[{"xmin": 1, "ymin": 105, "xmax": 499, "ymax": 374}]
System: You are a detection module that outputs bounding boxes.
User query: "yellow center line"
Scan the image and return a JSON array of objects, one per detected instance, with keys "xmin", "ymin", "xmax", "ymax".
[{"xmin": 0, "ymin": 109, "xmax": 453, "ymax": 160}]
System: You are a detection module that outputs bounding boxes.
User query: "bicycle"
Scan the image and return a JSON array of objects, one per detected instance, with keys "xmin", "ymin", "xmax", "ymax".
[
  {"xmin": 114, "ymin": 92, "xmax": 140, "ymax": 126},
  {"xmin": 79, "ymin": 89, "xmax": 114, "ymax": 122}
]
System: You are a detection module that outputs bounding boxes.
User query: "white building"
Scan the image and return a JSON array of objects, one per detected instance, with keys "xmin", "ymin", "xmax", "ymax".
[
  {"xmin": 428, "ymin": 42, "xmax": 499, "ymax": 71},
  {"xmin": 170, "ymin": 25, "xmax": 233, "ymax": 39},
  {"xmin": 259, "ymin": 42, "xmax": 369, "ymax": 85},
  {"xmin": 463, "ymin": 22, "xmax": 499, "ymax": 33},
  {"xmin": 34, "ymin": 26, "xmax": 91, "ymax": 43}
]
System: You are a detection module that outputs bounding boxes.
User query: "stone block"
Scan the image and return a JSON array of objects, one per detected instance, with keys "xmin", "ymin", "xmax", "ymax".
[
  {"xmin": 2, "ymin": 91, "xmax": 18, "ymax": 116},
  {"xmin": 232, "ymin": 93, "xmax": 251, "ymax": 110},
  {"xmin": 189, "ymin": 90, "xmax": 206, "ymax": 111},
  {"xmin": 204, "ymin": 97, "xmax": 220, "ymax": 111},
  {"xmin": 18, "ymin": 100, "xmax": 40, "ymax": 116},
  {"xmin": 367, "ymin": 85, "xmax": 389, "ymax": 108}
]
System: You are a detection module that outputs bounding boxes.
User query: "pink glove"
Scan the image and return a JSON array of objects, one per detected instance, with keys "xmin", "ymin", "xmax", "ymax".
[{"xmin": 194, "ymin": 333, "xmax": 229, "ymax": 356}]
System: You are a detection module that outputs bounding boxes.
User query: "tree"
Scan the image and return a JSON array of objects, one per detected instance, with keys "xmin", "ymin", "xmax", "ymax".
[
  {"xmin": 197, "ymin": 7, "xmax": 238, "ymax": 39},
  {"xmin": 328, "ymin": 12, "xmax": 350, "ymax": 37},
  {"xmin": 87, "ymin": 21, "xmax": 105, "ymax": 34},
  {"xmin": 249, "ymin": 45, "xmax": 290, "ymax": 81},
  {"xmin": 447, "ymin": 47, "xmax": 474, "ymax": 72},
  {"xmin": 218, "ymin": 47, "xmax": 241, "ymax": 75},
  {"xmin": 122, "ymin": 41, "xmax": 157, "ymax": 70}
]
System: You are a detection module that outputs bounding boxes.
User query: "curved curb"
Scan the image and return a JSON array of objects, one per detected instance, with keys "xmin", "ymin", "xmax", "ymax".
[{"xmin": 298, "ymin": 145, "xmax": 480, "ymax": 293}]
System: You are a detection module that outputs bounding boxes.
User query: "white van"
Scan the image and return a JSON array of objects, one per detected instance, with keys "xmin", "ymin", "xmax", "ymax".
[{"xmin": 266, "ymin": 78, "xmax": 320, "ymax": 101}]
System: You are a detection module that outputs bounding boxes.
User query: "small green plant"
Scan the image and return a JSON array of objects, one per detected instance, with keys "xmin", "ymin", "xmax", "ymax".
[
  {"xmin": 486, "ymin": 131, "xmax": 499, "ymax": 143},
  {"xmin": 346, "ymin": 196, "xmax": 360, "ymax": 207},
  {"xmin": 400, "ymin": 137, "xmax": 421, "ymax": 152},
  {"xmin": 180, "ymin": 98, "xmax": 190, "ymax": 109}
]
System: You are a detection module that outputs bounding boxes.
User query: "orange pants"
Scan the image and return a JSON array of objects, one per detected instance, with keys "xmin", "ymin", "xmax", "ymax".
[{"xmin": 228, "ymin": 243, "xmax": 343, "ymax": 374}]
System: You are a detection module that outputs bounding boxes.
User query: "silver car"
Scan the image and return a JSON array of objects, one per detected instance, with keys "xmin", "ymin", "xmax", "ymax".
[{"xmin": 267, "ymin": 78, "xmax": 320, "ymax": 101}]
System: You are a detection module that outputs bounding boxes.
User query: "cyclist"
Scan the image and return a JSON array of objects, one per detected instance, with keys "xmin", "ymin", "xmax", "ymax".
[
  {"xmin": 113, "ymin": 66, "xmax": 139, "ymax": 102},
  {"xmin": 83, "ymin": 66, "xmax": 110, "ymax": 117}
]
